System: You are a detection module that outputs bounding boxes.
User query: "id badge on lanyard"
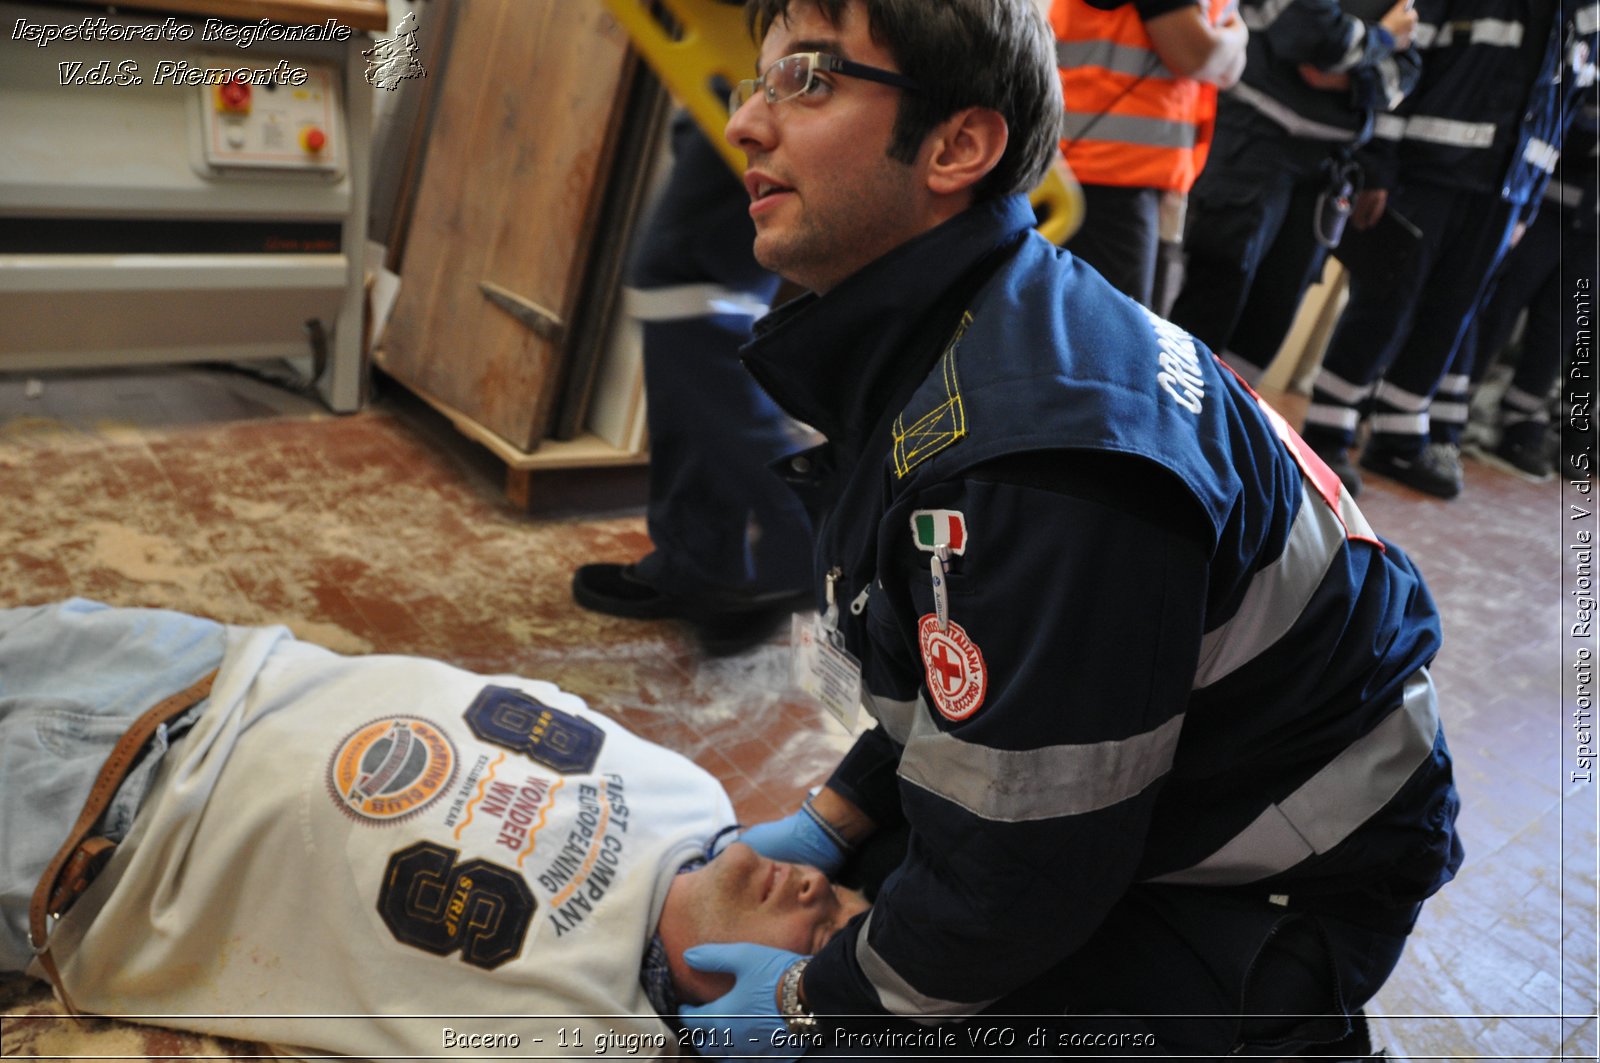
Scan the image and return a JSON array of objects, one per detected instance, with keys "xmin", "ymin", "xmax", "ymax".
[{"xmin": 791, "ymin": 568, "xmax": 865, "ymax": 732}]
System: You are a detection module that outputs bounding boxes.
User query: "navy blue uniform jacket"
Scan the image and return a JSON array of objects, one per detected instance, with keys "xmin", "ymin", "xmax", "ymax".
[{"xmin": 742, "ymin": 196, "xmax": 1463, "ymax": 1020}]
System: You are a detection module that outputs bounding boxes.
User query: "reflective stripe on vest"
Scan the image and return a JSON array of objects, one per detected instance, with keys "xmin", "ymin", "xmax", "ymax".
[
  {"xmin": 1403, "ymin": 114, "xmax": 1499, "ymax": 149},
  {"xmin": 1056, "ymin": 37, "xmax": 1175, "ymax": 80},
  {"xmin": 1149, "ymin": 669, "xmax": 1440, "ymax": 886},
  {"xmin": 1414, "ymin": 17, "xmax": 1525, "ymax": 49},
  {"xmin": 1061, "ymin": 109, "xmax": 1199, "ymax": 149},
  {"xmin": 857, "ymin": 909, "xmax": 999, "ymax": 1018},
  {"xmin": 1227, "ymin": 81, "xmax": 1361, "ymax": 142}
]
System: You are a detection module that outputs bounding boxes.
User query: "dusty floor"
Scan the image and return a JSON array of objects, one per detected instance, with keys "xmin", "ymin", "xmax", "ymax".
[{"xmin": 0, "ymin": 363, "xmax": 1593, "ymax": 1060}]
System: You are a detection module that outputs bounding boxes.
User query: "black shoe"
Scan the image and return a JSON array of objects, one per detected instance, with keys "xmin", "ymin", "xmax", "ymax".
[
  {"xmin": 572, "ymin": 562, "xmax": 812, "ymax": 655},
  {"xmin": 1312, "ymin": 444, "xmax": 1362, "ymax": 498},
  {"xmin": 1360, "ymin": 442, "xmax": 1463, "ymax": 499},
  {"xmin": 1471, "ymin": 436, "xmax": 1555, "ymax": 483},
  {"xmin": 571, "ymin": 563, "xmax": 683, "ymax": 619}
]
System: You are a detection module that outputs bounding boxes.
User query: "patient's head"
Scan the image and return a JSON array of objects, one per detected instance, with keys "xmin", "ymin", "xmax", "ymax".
[{"xmin": 658, "ymin": 842, "xmax": 870, "ymax": 1004}]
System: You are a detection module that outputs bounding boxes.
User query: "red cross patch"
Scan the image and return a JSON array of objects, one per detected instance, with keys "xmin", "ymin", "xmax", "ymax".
[{"xmin": 918, "ymin": 614, "xmax": 988, "ymax": 722}]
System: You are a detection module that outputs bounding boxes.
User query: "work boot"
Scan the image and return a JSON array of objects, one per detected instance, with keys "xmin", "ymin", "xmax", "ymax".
[
  {"xmin": 572, "ymin": 562, "xmax": 812, "ymax": 656},
  {"xmin": 1360, "ymin": 442, "xmax": 1463, "ymax": 499},
  {"xmin": 1469, "ymin": 430, "xmax": 1555, "ymax": 483}
]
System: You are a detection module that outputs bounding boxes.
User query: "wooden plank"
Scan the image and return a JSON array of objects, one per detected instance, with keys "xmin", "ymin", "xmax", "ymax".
[
  {"xmin": 380, "ymin": 0, "xmax": 636, "ymax": 451},
  {"xmin": 550, "ymin": 69, "xmax": 669, "ymax": 440},
  {"xmin": 382, "ymin": 0, "xmax": 515, "ymax": 435}
]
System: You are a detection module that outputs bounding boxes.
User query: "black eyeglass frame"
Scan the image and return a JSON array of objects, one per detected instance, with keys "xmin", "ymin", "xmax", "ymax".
[{"xmin": 728, "ymin": 51, "xmax": 922, "ymax": 116}]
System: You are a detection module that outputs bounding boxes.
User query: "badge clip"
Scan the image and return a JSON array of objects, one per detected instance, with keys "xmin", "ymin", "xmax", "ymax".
[{"xmin": 930, "ymin": 544, "xmax": 950, "ymax": 632}]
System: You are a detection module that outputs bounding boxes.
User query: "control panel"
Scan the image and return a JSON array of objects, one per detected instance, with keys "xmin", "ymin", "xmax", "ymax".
[{"xmin": 195, "ymin": 57, "xmax": 344, "ymax": 175}]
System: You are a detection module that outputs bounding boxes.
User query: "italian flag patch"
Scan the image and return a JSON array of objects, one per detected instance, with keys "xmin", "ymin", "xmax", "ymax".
[{"xmin": 910, "ymin": 509, "xmax": 967, "ymax": 555}]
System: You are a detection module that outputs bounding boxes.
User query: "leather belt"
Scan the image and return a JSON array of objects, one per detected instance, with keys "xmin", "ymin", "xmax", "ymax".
[{"xmin": 28, "ymin": 668, "xmax": 219, "ymax": 1014}]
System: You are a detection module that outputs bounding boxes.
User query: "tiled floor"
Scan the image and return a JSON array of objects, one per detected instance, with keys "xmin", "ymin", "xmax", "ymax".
[{"xmin": 0, "ymin": 363, "xmax": 1593, "ymax": 1060}]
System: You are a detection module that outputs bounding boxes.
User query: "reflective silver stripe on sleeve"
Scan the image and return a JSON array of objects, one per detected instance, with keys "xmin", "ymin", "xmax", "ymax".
[
  {"xmin": 1524, "ymin": 138, "xmax": 1560, "ymax": 173},
  {"xmin": 1195, "ymin": 486, "xmax": 1347, "ymax": 688},
  {"xmin": 1403, "ymin": 115, "xmax": 1498, "ymax": 148},
  {"xmin": 856, "ymin": 910, "xmax": 999, "ymax": 1020},
  {"xmin": 1373, "ymin": 113, "xmax": 1406, "ymax": 141},
  {"xmin": 1150, "ymin": 669, "xmax": 1439, "ymax": 885},
  {"xmin": 1061, "ymin": 110, "xmax": 1199, "ymax": 149},
  {"xmin": 623, "ymin": 284, "xmax": 770, "ymax": 322},
  {"xmin": 1055, "ymin": 38, "xmax": 1171, "ymax": 80},
  {"xmin": 1226, "ymin": 82, "xmax": 1360, "ymax": 141},
  {"xmin": 1580, "ymin": 2, "xmax": 1600, "ymax": 35},
  {"xmin": 899, "ymin": 709, "xmax": 1183, "ymax": 823},
  {"xmin": 865, "ymin": 690, "xmax": 920, "ymax": 745},
  {"xmin": 1470, "ymin": 18, "xmax": 1524, "ymax": 46},
  {"xmin": 1410, "ymin": 17, "xmax": 1526, "ymax": 48}
]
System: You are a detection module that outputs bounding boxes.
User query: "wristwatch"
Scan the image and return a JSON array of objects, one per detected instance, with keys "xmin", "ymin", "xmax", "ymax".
[{"xmin": 779, "ymin": 959, "xmax": 817, "ymax": 1034}]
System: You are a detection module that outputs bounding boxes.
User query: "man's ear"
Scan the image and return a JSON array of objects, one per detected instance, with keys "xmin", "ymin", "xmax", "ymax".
[{"xmin": 924, "ymin": 107, "xmax": 1009, "ymax": 197}]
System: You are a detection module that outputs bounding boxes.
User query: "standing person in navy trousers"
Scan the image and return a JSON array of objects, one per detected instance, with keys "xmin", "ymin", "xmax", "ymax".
[
  {"xmin": 1300, "ymin": 0, "xmax": 1597, "ymax": 499},
  {"xmin": 1463, "ymin": 97, "xmax": 1598, "ymax": 482},
  {"xmin": 572, "ymin": 114, "xmax": 815, "ymax": 654}
]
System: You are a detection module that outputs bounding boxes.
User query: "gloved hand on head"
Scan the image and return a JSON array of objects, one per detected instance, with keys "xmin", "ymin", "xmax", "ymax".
[
  {"xmin": 679, "ymin": 942, "xmax": 809, "ymax": 1061},
  {"xmin": 738, "ymin": 799, "xmax": 849, "ymax": 877}
]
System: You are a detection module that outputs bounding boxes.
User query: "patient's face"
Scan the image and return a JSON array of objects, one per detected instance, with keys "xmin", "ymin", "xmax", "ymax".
[{"xmin": 659, "ymin": 842, "xmax": 870, "ymax": 1003}]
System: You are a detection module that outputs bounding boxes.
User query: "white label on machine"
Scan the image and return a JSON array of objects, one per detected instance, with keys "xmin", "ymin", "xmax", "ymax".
[{"xmin": 195, "ymin": 57, "xmax": 344, "ymax": 174}]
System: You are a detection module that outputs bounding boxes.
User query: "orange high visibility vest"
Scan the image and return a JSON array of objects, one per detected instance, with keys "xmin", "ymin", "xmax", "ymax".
[{"xmin": 1052, "ymin": 0, "xmax": 1227, "ymax": 193}]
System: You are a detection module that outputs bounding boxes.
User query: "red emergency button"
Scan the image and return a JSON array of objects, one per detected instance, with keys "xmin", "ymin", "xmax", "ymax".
[
  {"xmin": 300, "ymin": 126, "xmax": 327, "ymax": 154},
  {"xmin": 216, "ymin": 76, "xmax": 251, "ymax": 114}
]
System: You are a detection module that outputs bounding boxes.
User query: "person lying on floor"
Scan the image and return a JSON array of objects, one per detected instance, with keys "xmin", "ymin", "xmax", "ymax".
[{"xmin": 0, "ymin": 599, "xmax": 868, "ymax": 1060}]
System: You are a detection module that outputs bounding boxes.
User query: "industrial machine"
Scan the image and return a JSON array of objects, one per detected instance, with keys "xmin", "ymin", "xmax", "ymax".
[{"xmin": 0, "ymin": 1, "xmax": 381, "ymax": 411}]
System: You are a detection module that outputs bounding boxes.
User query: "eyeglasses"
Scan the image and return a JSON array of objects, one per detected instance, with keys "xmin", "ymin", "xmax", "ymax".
[{"xmin": 728, "ymin": 51, "xmax": 921, "ymax": 116}]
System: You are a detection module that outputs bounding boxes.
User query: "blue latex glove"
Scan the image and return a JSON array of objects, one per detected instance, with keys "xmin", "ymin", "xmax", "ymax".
[
  {"xmin": 679, "ymin": 942, "xmax": 808, "ymax": 1061},
  {"xmin": 739, "ymin": 806, "xmax": 846, "ymax": 876}
]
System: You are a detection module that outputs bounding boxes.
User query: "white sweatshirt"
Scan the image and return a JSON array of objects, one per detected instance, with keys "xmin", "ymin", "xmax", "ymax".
[{"xmin": 46, "ymin": 624, "xmax": 733, "ymax": 1060}]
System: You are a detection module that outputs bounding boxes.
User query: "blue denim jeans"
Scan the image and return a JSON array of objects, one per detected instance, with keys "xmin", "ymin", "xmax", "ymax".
[{"xmin": 0, "ymin": 599, "xmax": 225, "ymax": 971}]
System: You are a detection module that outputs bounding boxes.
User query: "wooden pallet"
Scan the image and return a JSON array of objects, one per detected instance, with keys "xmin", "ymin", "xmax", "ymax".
[{"xmin": 373, "ymin": 349, "xmax": 647, "ymax": 509}]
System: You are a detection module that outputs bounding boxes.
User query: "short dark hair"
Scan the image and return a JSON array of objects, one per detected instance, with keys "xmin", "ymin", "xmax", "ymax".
[{"xmin": 745, "ymin": 0, "xmax": 1061, "ymax": 200}]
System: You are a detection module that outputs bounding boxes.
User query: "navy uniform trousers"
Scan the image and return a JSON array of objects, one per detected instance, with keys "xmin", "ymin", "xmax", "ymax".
[
  {"xmin": 1465, "ymin": 186, "xmax": 1597, "ymax": 451},
  {"xmin": 1168, "ymin": 105, "xmax": 1346, "ymax": 385},
  {"xmin": 810, "ymin": 828, "xmax": 1407, "ymax": 1059},
  {"xmin": 628, "ymin": 114, "xmax": 814, "ymax": 601},
  {"xmin": 1301, "ymin": 181, "xmax": 1519, "ymax": 455}
]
